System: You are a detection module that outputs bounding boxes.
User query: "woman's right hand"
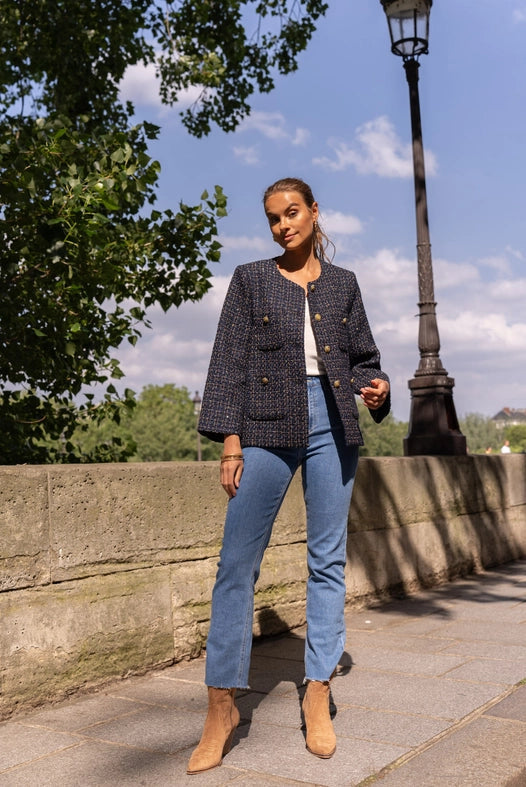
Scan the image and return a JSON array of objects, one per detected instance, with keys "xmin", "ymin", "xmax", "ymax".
[
  {"xmin": 220, "ymin": 457, "xmax": 244, "ymax": 499},
  {"xmin": 221, "ymin": 434, "xmax": 244, "ymax": 498}
]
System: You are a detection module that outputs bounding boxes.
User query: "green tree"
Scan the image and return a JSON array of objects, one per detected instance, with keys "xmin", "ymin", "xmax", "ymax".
[
  {"xmin": 503, "ymin": 425, "xmax": 526, "ymax": 453},
  {"xmin": 459, "ymin": 413, "xmax": 501, "ymax": 455},
  {"xmin": 72, "ymin": 384, "xmax": 221, "ymax": 461},
  {"xmin": 358, "ymin": 406, "xmax": 407, "ymax": 457},
  {"xmin": 128, "ymin": 384, "xmax": 221, "ymax": 461},
  {"xmin": 0, "ymin": 0, "xmax": 327, "ymax": 463}
]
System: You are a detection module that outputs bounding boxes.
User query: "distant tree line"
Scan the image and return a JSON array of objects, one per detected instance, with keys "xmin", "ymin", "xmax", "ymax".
[{"xmin": 40, "ymin": 384, "xmax": 526, "ymax": 461}]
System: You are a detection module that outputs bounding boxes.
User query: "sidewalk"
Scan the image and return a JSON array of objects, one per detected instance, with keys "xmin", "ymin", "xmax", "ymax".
[{"xmin": 1, "ymin": 560, "xmax": 525, "ymax": 786}]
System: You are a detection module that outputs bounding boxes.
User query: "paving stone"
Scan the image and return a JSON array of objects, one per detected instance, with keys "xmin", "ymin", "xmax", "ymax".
[
  {"xmin": 485, "ymin": 685, "xmax": 526, "ymax": 722},
  {"xmin": 428, "ymin": 619, "xmax": 526, "ymax": 646},
  {"xmin": 443, "ymin": 658, "xmax": 526, "ymax": 685},
  {"xmin": 18, "ymin": 693, "xmax": 141, "ymax": 732},
  {"xmin": 0, "ymin": 740, "xmax": 214, "ymax": 787},
  {"xmin": 79, "ymin": 704, "xmax": 204, "ymax": 754},
  {"xmin": 224, "ymin": 717, "xmax": 405, "ymax": 787},
  {"xmin": 333, "ymin": 706, "xmax": 449, "ymax": 748},
  {"xmin": 235, "ymin": 691, "xmax": 303, "ymax": 728},
  {"xmin": 252, "ymin": 631, "xmax": 306, "ymax": 661},
  {"xmin": 334, "ymin": 670, "xmax": 506, "ymax": 720},
  {"xmin": 0, "ymin": 723, "xmax": 81, "ymax": 772},
  {"xmin": 148, "ymin": 657, "xmax": 206, "ymax": 683},
  {"xmin": 346, "ymin": 629, "xmax": 459, "ymax": 654},
  {"xmin": 108, "ymin": 674, "xmax": 211, "ymax": 711},
  {"xmin": 436, "ymin": 601, "xmax": 526, "ymax": 623},
  {"xmin": 375, "ymin": 716, "xmax": 526, "ymax": 787},
  {"xmin": 441, "ymin": 640, "xmax": 526, "ymax": 662},
  {"xmin": 352, "ymin": 617, "xmax": 450, "ymax": 638},
  {"xmin": 247, "ymin": 656, "xmax": 305, "ymax": 694},
  {"xmin": 345, "ymin": 645, "xmax": 468, "ymax": 677},
  {"xmin": 345, "ymin": 604, "xmax": 447, "ymax": 631}
]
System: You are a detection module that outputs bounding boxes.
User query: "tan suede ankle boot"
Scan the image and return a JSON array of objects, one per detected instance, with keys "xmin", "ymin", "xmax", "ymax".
[
  {"xmin": 187, "ymin": 687, "xmax": 240, "ymax": 775},
  {"xmin": 302, "ymin": 680, "xmax": 336, "ymax": 758}
]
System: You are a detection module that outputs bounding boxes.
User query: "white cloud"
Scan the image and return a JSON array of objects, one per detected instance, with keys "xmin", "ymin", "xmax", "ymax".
[
  {"xmin": 313, "ymin": 116, "xmax": 438, "ymax": 178},
  {"xmin": 512, "ymin": 8, "xmax": 526, "ymax": 23},
  {"xmin": 292, "ymin": 128, "xmax": 310, "ymax": 146},
  {"xmin": 323, "ymin": 210, "xmax": 363, "ymax": 236},
  {"xmin": 439, "ymin": 312, "xmax": 526, "ymax": 352},
  {"xmin": 433, "ymin": 257, "xmax": 479, "ymax": 289},
  {"xmin": 504, "ymin": 245, "xmax": 524, "ymax": 261},
  {"xmin": 237, "ymin": 111, "xmax": 309, "ymax": 146},
  {"xmin": 218, "ymin": 235, "xmax": 270, "ymax": 253},
  {"xmin": 491, "ymin": 278, "xmax": 526, "ymax": 301},
  {"xmin": 119, "ymin": 62, "xmax": 160, "ymax": 107},
  {"xmin": 478, "ymin": 254, "xmax": 513, "ymax": 276},
  {"xmin": 115, "ymin": 277, "xmax": 231, "ymax": 396},
  {"xmin": 233, "ymin": 146, "xmax": 260, "ymax": 165},
  {"xmin": 119, "ymin": 60, "xmax": 201, "ymax": 110}
]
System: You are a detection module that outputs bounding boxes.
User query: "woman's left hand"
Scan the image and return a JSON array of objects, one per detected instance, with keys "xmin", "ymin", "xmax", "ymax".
[{"xmin": 360, "ymin": 378, "xmax": 390, "ymax": 410}]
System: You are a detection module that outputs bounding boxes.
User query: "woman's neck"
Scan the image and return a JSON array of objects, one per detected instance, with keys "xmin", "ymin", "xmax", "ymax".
[
  {"xmin": 277, "ymin": 249, "xmax": 320, "ymax": 275},
  {"xmin": 276, "ymin": 252, "xmax": 321, "ymax": 293}
]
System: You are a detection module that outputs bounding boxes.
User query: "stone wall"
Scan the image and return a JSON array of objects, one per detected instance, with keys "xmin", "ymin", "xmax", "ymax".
[{"xmin": 1, "ymin": 455, "xmax": 525, "ymax": 719}]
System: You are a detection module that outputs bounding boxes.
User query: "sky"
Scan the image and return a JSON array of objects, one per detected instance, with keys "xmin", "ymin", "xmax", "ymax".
[{"xmin": 117, "ymin": 0, "xmax": 526, "ymax": 423}]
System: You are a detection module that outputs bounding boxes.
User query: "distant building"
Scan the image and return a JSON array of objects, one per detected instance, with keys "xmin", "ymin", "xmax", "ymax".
[{"xmin": 492, "ymin": 408, "xmax": 526, "ymax": 428}]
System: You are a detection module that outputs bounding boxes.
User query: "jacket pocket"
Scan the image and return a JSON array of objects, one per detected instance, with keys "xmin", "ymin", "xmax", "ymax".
[
  {"xmin": 252, "ymin": 311, "xmax": 284, "ymax": 351},
  {"xmin": 246, "ymin": 373, "xmax": 287, "ymax": 421}
]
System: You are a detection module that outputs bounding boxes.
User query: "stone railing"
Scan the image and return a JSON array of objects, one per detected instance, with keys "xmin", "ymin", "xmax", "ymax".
[{"xmin": 1, "ymin": 454, "xmax": 525, "ymax": 719}]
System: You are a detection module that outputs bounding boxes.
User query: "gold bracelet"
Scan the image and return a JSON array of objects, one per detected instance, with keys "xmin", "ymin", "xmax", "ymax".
[{"xmin": 220, "ymin": 453, "xmax": 244, "ymax": 462}]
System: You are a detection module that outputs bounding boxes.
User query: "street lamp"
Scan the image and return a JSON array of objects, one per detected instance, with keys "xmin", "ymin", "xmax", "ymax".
[
  {"xmin": 380, "ymin": 0, "xmax": 466, "ymax": 455},
  {"xmin": 192, "ymin": 391, "xmax": 202, "ymax": 461}
]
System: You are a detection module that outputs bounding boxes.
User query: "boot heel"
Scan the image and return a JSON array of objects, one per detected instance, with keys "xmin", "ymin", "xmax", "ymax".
[{"xmin": 222, "ymin": 727, "xmax": 236, "ymax": 757}]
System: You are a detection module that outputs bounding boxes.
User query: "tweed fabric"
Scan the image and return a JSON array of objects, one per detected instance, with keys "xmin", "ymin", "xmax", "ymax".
[{"xmin": 198, "ymin": 258, "xmax": 390, "ymax": 448}]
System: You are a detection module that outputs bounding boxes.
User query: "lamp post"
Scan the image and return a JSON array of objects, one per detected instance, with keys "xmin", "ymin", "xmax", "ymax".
[
  {"xmin": 380, "ymin": 0, "xmax": 466, "ymax": 455},
  {"xmin": 192, "ymin": 391, "xmax": 202, "ymax": 461}
]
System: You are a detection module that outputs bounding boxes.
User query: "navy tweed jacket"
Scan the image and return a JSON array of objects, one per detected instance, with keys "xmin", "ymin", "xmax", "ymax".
[{"xmin": 198, "ymin": 258, "xmax": 390, "ymax": 448}]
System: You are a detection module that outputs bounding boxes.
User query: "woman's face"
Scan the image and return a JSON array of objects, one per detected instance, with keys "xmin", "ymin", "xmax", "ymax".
[{"xmin": 264, "ymin": 190, "xmax": 318, "ymax": 254}]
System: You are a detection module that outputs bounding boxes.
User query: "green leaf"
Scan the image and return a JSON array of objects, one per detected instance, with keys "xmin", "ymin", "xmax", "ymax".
[{"xmin": 110, "ymin": 148, "xmax": 126, "ymax": 163}]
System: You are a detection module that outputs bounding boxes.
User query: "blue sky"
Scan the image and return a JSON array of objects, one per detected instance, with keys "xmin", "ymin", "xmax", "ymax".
[{"xmin": 118, "ymin": 0, "xmax": 526, "ymax": 423}]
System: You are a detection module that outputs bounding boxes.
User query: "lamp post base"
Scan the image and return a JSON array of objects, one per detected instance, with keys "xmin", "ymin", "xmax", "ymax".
[{"xmin": 404, "ymin": 374, "xmax": 467, "ymax": 456}]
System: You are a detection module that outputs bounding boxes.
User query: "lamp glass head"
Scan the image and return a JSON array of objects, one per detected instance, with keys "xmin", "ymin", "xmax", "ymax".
[{"xmin": 381, "ymin": 0, "xmax": 432, "ymax": 59}]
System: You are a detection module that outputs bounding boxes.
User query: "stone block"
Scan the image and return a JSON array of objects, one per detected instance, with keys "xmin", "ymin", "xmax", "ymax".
[
  {"xmin": 0, "ymin": 567, "xmax": 173, "ymax": 718},
  {"xmin": 48, "ymin": 463, "xmax": 226, "ymax": 581},
  {"xmin": 0, "ymin": 466, "xmax": 50, "ymax": 591}
]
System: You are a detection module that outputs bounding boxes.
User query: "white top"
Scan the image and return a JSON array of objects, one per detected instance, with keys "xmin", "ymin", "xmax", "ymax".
[{"xmin": 304, "ymin": 302, "xmax": 326, "ymax": 375}]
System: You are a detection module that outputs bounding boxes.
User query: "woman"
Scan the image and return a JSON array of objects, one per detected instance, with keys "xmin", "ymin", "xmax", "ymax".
[{"xmin": 187, "ymin": 177, "xmax": 390, "ymax": 774}]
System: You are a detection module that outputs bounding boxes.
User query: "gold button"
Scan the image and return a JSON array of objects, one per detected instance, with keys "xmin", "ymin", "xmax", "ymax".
[
  {"xmin": 324, "ymin": 345, "xmax": 331, "ymax": 353},
  {"xmin": 342, "ymin": 318, "xmax": 347, "ymax": 325},
  {"xmin": 310, "ymin": 284, "xmax": 315, "ymax": 292},
  {"xmin": 350, "ymin": 377, "xmax": 355, "ymax": 384},
  {"xmin": 314, "ymin": 313, "xmax": 321, "ymax": 321},
  {"xmin": 262, "ymin": 376, "xmax": 269, "ymax": 384},
  {"xmin": 263, "ymin": 315, "xmax": 269, "ymax": 324},
  {"xmin": 333, "ymin": 380, "xmax": 340, "ymax": 388}
]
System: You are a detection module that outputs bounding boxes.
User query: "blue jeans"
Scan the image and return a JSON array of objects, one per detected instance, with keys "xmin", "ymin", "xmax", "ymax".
[{"xmin": 205, "ymin": 376, "xmax": 359, "ymax": 688}]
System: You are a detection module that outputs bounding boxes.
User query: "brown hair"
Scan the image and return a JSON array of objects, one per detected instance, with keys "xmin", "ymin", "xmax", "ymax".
[{"xmin": 263, "ymin": 177, "xmax": 335, "ymax": 263}]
